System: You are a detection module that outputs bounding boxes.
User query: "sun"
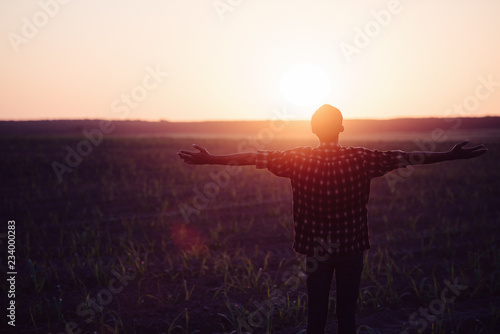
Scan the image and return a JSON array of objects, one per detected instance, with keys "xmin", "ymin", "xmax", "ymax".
[{"xmin": 279, "ymin": 62, "xmax": 332, "ymax": 108}]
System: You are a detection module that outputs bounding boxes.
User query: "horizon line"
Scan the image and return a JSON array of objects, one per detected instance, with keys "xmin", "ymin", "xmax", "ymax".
[{"xmin": 1, "ymin": 114, "xmax": 500, "ymax": 123}]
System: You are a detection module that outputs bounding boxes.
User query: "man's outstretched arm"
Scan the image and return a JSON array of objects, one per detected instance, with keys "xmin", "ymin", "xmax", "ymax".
[
  {"xmin": 178, "ymin": 144, "xmax": 256, "ymax": 165},
  {"xmin": 405, "ymin": 140, "xmax": 487, "ymax": 165}
]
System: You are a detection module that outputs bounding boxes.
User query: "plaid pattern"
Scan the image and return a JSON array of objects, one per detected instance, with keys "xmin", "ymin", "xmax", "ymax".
[{"xmin": 256, "ymin": 142, "xmax": 408, "ymax": 256}]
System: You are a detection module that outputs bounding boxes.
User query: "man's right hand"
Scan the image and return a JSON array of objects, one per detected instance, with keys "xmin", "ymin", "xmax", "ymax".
[{"xmin": 178, "ymin": 144, "xmax": 213, "ymax": 165}]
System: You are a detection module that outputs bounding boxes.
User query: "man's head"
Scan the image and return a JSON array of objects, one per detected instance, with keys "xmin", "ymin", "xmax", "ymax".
[{"xmin": 311, "ymin": 104, "xmax": 344, "ymax": 142}]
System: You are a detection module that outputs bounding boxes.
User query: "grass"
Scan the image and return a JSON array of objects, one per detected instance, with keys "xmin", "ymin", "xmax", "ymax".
[{"xmin": 1, "ymin": 135, "xmax": 499, "ymax": 333}]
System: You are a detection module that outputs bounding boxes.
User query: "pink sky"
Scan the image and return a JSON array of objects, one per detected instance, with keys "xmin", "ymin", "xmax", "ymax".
[{"xmin": 1, "ymin": 0, "xmax": 500, "ymax": 121}]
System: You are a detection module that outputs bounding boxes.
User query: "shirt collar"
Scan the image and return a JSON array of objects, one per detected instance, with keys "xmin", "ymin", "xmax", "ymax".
[{"xmin": 317, "ymin": 142, "xmax": 341, "ymax": 151}]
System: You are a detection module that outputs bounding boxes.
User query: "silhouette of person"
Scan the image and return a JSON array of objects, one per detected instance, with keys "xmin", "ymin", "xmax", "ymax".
[{"xmin": 177, "ymin": 104, "xmax": 487, "ymax": 334}]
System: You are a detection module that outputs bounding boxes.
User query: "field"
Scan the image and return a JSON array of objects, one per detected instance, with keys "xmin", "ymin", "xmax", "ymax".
[{"xmin": 1, "ymin": 134, "xmax": 500, "ymax": 334}]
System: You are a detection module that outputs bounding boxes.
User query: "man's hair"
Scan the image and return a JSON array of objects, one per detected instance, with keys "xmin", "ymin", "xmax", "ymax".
[{"xmin": 311, "ymin": 104, "xmax": 344, "ymax": 141}]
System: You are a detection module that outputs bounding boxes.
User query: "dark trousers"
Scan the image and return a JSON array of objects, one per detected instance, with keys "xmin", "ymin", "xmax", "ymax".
[{"xmin": 306, "ymin": 252, "xmax": 364, "ymax": 334}]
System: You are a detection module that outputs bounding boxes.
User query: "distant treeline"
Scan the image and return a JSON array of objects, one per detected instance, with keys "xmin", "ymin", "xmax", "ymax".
[{"xmin": 1, "ymin": 117, "xmax": 500, "ymax": 137}]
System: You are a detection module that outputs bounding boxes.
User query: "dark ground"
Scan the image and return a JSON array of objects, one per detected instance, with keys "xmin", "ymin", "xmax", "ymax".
[{"xmin": 1, "ymin": 134, "xmax": 499, "ymax": 333}]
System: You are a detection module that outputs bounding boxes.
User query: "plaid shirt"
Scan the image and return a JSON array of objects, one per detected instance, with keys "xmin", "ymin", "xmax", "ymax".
[{"xmin": 256, "ymin": 142, "xmax": 408, "ymax": 257}]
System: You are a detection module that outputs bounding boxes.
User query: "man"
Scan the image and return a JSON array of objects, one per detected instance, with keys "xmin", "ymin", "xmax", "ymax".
[{"xmin": 177, "ymin": 104, "xmax": 487, "ymax": 334}]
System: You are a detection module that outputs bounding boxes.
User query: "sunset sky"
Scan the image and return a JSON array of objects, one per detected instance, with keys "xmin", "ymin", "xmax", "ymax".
[{"xmin": 1, "ymin": 0, "xmax": 500, "ymax": 121}]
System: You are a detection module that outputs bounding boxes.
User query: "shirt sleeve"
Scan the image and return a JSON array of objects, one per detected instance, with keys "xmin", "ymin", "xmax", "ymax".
[
  {"xmin": 363, "ymin": 149, "xmax": 409, "ymax": 178},
  {"xmin": 256, "ymin": 149, "xmax": 296, "ymax": 178}
]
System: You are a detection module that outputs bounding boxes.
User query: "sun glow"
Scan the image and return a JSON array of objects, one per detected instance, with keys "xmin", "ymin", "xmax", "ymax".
[{"xmin": 279, "ymin": 63, "xmax": 332, "ymax": 108}]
